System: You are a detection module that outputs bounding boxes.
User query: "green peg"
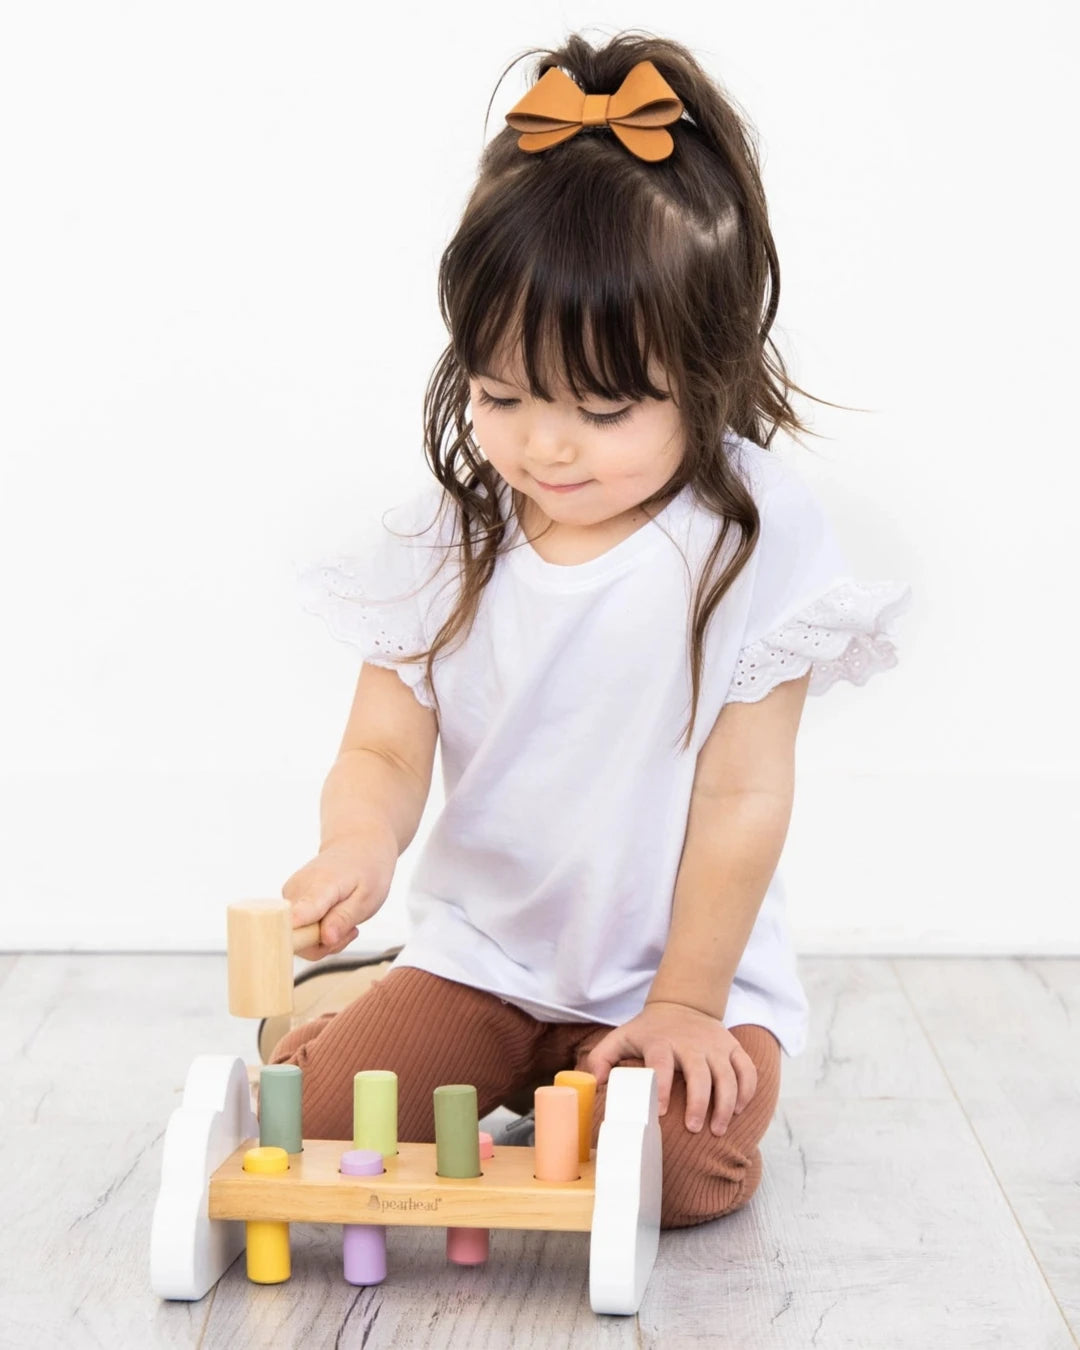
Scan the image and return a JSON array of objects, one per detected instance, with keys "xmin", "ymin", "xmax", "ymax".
[
  {"xmin": 259, "ymin": 1065, "xmax": 302, "ymax": 1154},
  {"xmin": 434, "ymin": 1084, "xmax": 481, "ymax": 1178}
]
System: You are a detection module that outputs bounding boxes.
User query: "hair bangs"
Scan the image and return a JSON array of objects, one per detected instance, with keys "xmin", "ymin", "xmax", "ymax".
[{"xmin": 454, "ymin": 174, "xmax": 676, "ymax": 406}]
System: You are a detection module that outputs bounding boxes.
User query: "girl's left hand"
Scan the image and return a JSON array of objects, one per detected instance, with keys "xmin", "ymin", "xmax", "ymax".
[{"xmin": 580, "ymin": 1000, "xmax": 757, "ymax": 1135}]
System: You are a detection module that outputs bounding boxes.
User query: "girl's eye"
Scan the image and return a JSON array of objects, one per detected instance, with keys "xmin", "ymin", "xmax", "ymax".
[
  {"xmin": 476, "ymin": 389, "xmax": 519, "ymax": 412},
  {"xmin": 475, "ymin": 386, "xmax": 634, "ymax": 429}
]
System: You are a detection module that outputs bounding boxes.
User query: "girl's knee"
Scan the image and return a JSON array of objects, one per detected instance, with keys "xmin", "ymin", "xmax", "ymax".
[
  {"xmin": 267, "ymin": 1012, "xmax": 336, "ymax": 1065},
  {"xmin": 584, "ymin": 1042, "xmax": 777, "ymax": 1230},
  {"xmin": 657, "ymin": 1058, "xmax": 775, "ymax": 1228},
  {"xmin": 660, "ymin": 1139, "xmax": 763, "ymax": 1229},
  {"xmin": 262, "ymin": 1019, "xmax": 355, "ymax": 1139}
]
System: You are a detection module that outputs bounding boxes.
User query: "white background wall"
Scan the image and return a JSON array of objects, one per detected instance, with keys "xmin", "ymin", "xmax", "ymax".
[{"xmin": 2, "ymin": 3, "xmax": 1076, "ymax": 955}]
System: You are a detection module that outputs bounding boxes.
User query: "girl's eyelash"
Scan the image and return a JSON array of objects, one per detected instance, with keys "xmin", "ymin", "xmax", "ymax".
[{"xmin": 475, "ymin": 386, "xmax": 634, "ymax": 428}]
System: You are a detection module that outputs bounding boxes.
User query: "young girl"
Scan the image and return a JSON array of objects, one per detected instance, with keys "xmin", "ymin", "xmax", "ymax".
[{"xmin": 268, "ymin": 31, "xmax": 912, "ymax": 1230}]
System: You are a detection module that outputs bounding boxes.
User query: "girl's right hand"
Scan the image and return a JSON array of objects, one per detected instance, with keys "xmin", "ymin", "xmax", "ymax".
[{"xmin": 280, "ymin": 825, "xmax": 398, "ymax": 962}]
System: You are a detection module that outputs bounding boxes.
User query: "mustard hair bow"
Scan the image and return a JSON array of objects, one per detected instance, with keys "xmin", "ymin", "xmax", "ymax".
[{"xmin": 505, "ymin": 59, "xmax": 684, "ymax": 162}]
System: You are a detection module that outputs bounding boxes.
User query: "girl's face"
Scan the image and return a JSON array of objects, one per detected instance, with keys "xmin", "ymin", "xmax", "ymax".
[{"xmin": 467, "ymin": 350, "xmax": 686, "ymax": 532}]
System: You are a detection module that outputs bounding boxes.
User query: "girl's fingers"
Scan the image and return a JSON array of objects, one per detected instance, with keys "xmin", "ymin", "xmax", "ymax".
[
  {"xmin": 678, "ymin": 1054, "xmax": 713, "ymax": 1131},
  {"xmin": 294, "ymin": 927, "xmax": 359, "ymax": 962},
  {"xmin": 708, "ymin": 1056, "xmax": 739, "ymax": 1133},
  {"xmin": 730, "ymin": 1047, "xmax": 758, "ymax": 1115},
  {"xmin": 319, "ymin": 891, "xmax": 367, "ymax": 946},
  {"xmin": 334, "ymin": 927, "xmax": 360, "ymax": 952},
  {"xmin": 642, "ymin": 1042, "xmax": 676, "ymax": 1115}
]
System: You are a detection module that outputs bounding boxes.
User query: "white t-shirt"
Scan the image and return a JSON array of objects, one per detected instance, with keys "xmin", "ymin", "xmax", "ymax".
[{"xmin": 296, "ymin": 434, "xmax": 912, "ymax": 1057}]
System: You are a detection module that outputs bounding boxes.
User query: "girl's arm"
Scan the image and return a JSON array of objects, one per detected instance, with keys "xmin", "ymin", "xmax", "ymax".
[
  {"xmin": 646, "ymin": 670, "xmax": 812, "ymax": 1019},
  {"xmin": 322, "ymin": 661, "xmax": 439, "ymax": 855}
]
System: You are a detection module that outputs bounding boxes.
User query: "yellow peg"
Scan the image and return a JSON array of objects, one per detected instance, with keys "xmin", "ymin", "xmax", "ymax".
[{"xmin": 242, "ymin": 1146, "xmax": 291, "ymax": 1283}]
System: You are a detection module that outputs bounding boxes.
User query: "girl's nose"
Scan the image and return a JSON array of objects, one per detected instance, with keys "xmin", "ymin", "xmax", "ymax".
[{"xmin": 524, "ymin": 409, "xmax": 576, "ymax": 462}]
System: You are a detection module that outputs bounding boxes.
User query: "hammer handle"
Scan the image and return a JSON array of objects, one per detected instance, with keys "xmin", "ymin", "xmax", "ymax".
[{"xmin": 292, "ymin": 921, "xmax": 323, "ymax": 951}]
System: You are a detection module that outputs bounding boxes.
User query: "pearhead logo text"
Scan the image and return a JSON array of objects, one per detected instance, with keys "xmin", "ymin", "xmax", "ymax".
[{"xmin": 366, "ymin": 1193, "xmax": 442, "ymax": 1212}]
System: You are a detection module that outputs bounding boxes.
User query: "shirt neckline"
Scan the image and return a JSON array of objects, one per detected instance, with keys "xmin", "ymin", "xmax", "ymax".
[{"xmin": 502, "ymin": 479, "xmax": 692, "ymax": 590}]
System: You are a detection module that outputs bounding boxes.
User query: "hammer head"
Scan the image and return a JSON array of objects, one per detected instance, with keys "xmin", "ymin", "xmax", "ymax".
[{"xmin": 227, "ymin": 900, "xmax": 296, "ymax": 1018}]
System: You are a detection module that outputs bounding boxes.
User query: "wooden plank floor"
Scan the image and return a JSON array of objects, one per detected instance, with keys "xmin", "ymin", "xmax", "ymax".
[{"xmin": 1, "ymin": 954, "xmax": 1076, "ymax": 1349}]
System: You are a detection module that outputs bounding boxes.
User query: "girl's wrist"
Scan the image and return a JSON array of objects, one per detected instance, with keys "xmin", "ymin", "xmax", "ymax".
[{"xmin": 320, "ymin": 817, "xmax": 399, "ymax": 866}]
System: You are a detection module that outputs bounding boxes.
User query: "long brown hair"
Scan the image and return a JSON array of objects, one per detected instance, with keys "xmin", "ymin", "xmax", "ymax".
[{"xmin": 391, "ymin": 30, "xmax": 849, "ymax": 753}]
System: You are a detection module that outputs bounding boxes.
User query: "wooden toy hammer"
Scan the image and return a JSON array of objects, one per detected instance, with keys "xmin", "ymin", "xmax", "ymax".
[{"xmin": 227, "ymin": 900, "xmax": 320, "ymax": 1019}]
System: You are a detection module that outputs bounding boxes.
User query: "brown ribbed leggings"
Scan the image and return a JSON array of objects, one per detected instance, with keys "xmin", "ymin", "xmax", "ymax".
[{"xmin": 267, "ymin": 965, "xmax": 782, "ymax": 1230}]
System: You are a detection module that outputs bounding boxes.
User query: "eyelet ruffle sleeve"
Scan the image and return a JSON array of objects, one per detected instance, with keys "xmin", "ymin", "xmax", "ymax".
[
  {"xmin": 295, "ymin": 554, "xmax": 437, "ymax": 708},
  {"xmin": 293, "ymin": 484, "xmax": 455, "ymax": 711},
  {"xmin": 725, "ymin": 576, "xmax": 913, "ymax": 703},
  {"xmin": 722, "ymin": 456, "xmax": 914, "ymax": 705}
]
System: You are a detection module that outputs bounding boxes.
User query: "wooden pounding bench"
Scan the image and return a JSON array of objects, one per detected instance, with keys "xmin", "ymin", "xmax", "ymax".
[{"xmin": 149, "ymin": 899, "xmax": 663, "ymax": 1315}]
